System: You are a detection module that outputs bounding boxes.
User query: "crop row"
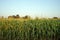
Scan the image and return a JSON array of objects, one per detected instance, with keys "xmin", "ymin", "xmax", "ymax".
[{"xmin": 0, "ymin": 19, "xmax": 60, "ymax": 40}]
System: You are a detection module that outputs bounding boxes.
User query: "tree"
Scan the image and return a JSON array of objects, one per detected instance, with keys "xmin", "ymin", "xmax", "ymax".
[
  {"xmin": 16, "ymin": 14, "xmax": 20, "ymax": 18},
  {"xmin": 53, "ymin": 17, "xmax": 58, "ymax": 19},
  {"xmin": 12, "ymin": 15, "xmax": 16, "ymax": 18}
]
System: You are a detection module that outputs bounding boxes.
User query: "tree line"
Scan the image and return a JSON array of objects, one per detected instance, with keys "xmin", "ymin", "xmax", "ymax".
[
  {"xmin": 0, "ymin": 14, "xmax": 59, "ymax": 19},
  {"xmin": 8, "ymin": 14, "xmax": 30, "ymax": 19}
]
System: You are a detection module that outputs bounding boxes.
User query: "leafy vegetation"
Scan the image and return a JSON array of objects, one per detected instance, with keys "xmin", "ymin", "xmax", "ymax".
[{"xmin": 0, "ymin": 18, "xmax": 60, "ymax": 40}]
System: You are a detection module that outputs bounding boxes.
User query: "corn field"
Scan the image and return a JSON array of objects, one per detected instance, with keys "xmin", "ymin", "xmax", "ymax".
[{"xmin": 0, "ymin": 19, "xmax": 60, "ymax": 40}]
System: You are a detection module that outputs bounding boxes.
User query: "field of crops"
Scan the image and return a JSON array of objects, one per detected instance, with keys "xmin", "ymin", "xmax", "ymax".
[{"xmin": 0, "ymin": 19, "xmax": 60, "ymax": 40}]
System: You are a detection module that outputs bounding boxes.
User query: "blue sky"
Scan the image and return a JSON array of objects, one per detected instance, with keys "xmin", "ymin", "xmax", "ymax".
[{"xmin": 0, "ymin": 0, "xmax": 60, "ymax": 18}]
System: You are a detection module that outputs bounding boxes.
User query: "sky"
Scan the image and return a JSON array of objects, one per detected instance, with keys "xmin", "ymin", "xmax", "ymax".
[{"xmin": 0, "ymin": 0, "xmax": 60, "ymax": 18}]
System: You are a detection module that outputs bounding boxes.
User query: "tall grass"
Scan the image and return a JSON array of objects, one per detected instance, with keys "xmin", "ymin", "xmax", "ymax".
[{"xmin": 0, "ymin": 19, "xmax": 60, "ymax": 40}]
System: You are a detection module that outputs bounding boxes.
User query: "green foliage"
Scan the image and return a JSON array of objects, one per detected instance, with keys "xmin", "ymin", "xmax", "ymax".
[{"xmin": 0, "ymin": 19, "xmax": 60, "ymax": 40}]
